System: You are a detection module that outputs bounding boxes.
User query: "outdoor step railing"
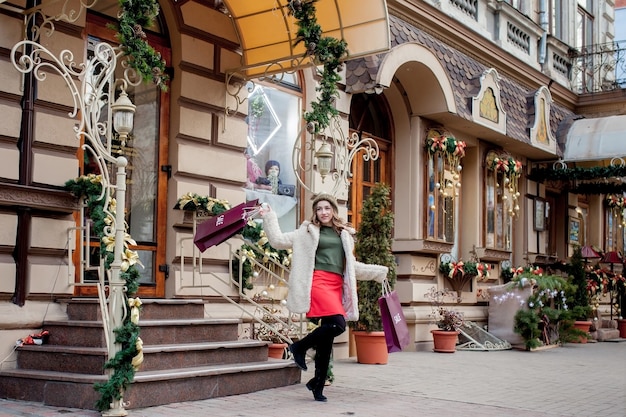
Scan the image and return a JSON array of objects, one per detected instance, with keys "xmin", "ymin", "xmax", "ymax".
[{"xmin": 179, "ymin": 212, "xmax": 305, "ymax": 345}]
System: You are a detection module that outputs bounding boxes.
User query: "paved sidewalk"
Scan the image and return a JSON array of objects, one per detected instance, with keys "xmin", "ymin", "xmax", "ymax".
[{"xmin": 1, "ymin": 341, "xmax": 625, "ymax": 417}]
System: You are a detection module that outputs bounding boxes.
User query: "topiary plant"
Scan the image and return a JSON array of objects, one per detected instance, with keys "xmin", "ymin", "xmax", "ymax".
[
  {"xmin": 568, "ymin": 246, "xmax": 592, "ymax": 321},
  {"xmin": 350, "ymin": 183, "xmax": 396, "ymax": 332}
]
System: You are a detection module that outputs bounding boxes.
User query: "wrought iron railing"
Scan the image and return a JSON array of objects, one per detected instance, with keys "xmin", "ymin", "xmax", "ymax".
[{"xmin": 569, "ymin": 41, "xmax": 626, "ymax": 94}]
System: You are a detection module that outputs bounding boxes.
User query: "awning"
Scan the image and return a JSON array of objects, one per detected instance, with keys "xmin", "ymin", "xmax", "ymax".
[
  {"xmin": 222, "ymin": 0, "xmax": 390, "ymax": 78},
  {"xmin": 564, "ymin": 115, "xmax": 626, "ymax": 163}
]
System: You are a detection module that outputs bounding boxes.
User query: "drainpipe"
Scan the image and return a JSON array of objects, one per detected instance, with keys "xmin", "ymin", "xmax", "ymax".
[
  {"xmin": 13, "ymin": 0, "xmax": 39, "ymax": 306},
  {"xmin": 538, "ymin": 0, "xmax": 548, "ymax": 68}
]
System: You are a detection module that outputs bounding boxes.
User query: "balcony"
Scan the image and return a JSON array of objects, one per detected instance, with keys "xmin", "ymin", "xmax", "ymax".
[{"xmin": 569, "ymin": 41, "xmax": 626, "ymax": 94}]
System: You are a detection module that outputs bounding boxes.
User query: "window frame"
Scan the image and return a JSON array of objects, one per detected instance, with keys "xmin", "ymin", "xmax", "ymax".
[{"xmin": 425, "ymin": 152, "xmax": 457, "ymax": 243}]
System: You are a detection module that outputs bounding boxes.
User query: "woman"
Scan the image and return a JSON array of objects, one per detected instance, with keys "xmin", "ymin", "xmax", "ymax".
[{"xmin": 260, "ymin": 193, "xmax": 388, "ymax": 402}]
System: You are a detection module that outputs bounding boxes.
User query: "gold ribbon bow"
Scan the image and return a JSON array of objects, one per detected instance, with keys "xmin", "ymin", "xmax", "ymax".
[{"xmin": 128, "ymin": 297, "xmax": 142, "ymax": 325}]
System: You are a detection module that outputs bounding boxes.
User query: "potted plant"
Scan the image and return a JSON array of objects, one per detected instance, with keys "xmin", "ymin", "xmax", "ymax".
[
  {"xmin": 350, "ymin": 183, "xmax": 396, "ymax": 364},
  {"xmin": 510, "ymin": 273, "xmax": 589, "ymax": 349},
  {"xmin": 253, "ymin": 302, "xmax": 299, "ymax": 359},
  {"xmin": 424, "ymin": 287, "xmax": 465, "ymax": 352},
  {"xmin": 567, "ymin": 246, "xmax": 593, "ymax": 342}
]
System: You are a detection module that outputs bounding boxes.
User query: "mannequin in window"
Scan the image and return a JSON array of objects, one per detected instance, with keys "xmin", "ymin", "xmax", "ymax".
[
  {"xmin": 256, "ymin": 160, "xmax": 282, "ymax": 194},
  {"xmin": 245, "ymin": 149, "xmax": 264, "ymax": 189}
]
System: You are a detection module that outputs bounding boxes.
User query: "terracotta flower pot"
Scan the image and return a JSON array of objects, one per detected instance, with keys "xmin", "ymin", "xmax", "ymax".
[
  {"xmin": 572, "ymin": 320, "xmax": 592, "ymax": 343},
  {"xmin": 617, "ymin": 319, "xmax": 626, "ymax": 338},
  {"xmin": 430, "ymin": 329, "xmax": 459, "ymax": 353},
  {"xmin": 267, "ymin": 342, "xmax": 287, "ymax": 359},
  {"xmin": 353, "ymin": 331, "xmax": 389, "ymax": 364}
]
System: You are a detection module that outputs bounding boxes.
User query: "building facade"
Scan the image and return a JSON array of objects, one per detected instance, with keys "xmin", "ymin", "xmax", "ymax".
[{"xmin": 0, "ymin": 0, "xmax": 624, "ymax": 366}]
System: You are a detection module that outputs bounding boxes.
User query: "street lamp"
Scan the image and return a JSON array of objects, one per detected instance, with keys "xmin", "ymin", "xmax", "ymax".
[
  {"xmin": 111, "ymin": 85, "xmax": 136, "ymax": 147},
  {"xmin": 314, "ymin": 140, "xmax": 333, "ymax": 181},
  {"xmin": 12, "ymin": 37, "xmax": 139, "ymax": 415},
  {"xmin": 292, "ymin": 115, "xmax": 379, "ymax": 196}
]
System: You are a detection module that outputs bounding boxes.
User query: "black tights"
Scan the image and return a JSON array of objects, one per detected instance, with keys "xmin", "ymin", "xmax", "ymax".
[{"xmin": 294, "ymin": 314, "xmax": 346, "ymax": 388}]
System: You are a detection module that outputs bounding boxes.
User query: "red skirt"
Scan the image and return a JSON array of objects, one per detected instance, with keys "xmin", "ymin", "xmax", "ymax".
[{"xmin": 307, "ymin": 270, "xmax": 345, "ymax": 318}]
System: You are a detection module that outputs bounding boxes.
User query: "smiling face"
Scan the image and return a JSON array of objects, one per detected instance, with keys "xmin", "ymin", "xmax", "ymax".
[{"xmin": 315, "ymin": 200, "xmax": 334, "ymax": 226}]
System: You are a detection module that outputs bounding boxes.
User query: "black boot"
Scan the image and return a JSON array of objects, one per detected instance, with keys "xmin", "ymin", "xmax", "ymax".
[
  {"xmin": 306, "ymin": 377, "xmax": 327, "ymax": 402},
  {"xmin": 288, "ymin": 343, "xmax": 307, "ymax": 371}
]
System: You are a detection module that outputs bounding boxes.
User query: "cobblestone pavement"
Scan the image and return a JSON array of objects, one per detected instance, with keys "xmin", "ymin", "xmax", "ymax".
[{"xmin": 1, "ymin": 341, "xmax": 625, "ymax": 417}]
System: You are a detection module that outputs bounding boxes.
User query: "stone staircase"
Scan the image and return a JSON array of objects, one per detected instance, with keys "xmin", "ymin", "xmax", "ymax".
[{"xmin": 0, "ymin": 298, "xmax": 300, "ymax": 410}]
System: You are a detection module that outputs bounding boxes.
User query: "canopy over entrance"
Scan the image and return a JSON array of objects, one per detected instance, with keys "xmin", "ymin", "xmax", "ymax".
[
  {"xmin": 564, "ymin": 115, "xmax": 626, "ymax": 163},
  {"xmin": 222, "ymin": 0, "xmax": 390, "ymax": 78}
]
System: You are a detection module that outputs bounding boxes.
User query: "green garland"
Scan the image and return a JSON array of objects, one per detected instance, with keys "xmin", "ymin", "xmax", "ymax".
[
  {"xmin": 232, "ymin": 221, "xmax": 292, "ymax": 292},
  {"xmin": 530, "ymin": 165, "xmax": 626, "ymax": 182},
  {"xmin": 289, "ymin": 0, "xmax": 348, "ymax": 134},
  {"xmin": 530, "ymin": 164, "xmax": 626, "ymax": 195},
  {"xmin": 425, "ymin": 130, "xmax": 466, "ymax": 159},
  {"xmin": 113, "ymin": 0, "xmax": 168, "ymax": 89},
  {"xmin": 174, "ymin": 192, "xmax": 231, "ymax": 214},
  {"xmin": 65, "ymin": 175, "xmax": 142, "ymax": 411},
  {"xmin": 439, "ymin": 260, "xmax": 491, "ymax": 280}
]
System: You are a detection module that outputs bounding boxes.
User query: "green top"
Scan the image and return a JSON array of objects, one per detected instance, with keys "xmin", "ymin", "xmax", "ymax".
[{"xmin": 315, "ymin": 226, "xmax": 345, "ymax": 276}]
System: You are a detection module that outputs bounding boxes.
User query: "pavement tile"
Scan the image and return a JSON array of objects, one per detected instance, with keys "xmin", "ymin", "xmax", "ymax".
[{"xmin": 1, "ymin": 341, "xmax": 624, "ymax": 417}]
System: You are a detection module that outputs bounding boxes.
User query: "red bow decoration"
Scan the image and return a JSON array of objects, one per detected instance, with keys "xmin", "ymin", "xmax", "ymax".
[
  {"xmin": 453, "ymin": 141, "xmax": 466, "ymax": 157},
  {"xmin": 477, "ymin": 263, "xmax": 490, "ymax": 279},
  {"xmin": 429, "ymin": 136, "xmax": 446, "ymax": 153},
  {"xmin": 514, "ymin": 159, "xmax": 523, "ymax": 173},
  {"xmin": 495, "ymin": 158, "xmax": 509, "ymax": 172},
  {"xmin": 449, "ymin": 261, "xmax": 464, "ymax": 278}
]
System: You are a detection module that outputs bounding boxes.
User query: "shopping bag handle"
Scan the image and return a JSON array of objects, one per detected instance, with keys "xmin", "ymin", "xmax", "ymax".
[{"xmin": 381, "ymin": 279, "xmax": 392, "ymax": 296}]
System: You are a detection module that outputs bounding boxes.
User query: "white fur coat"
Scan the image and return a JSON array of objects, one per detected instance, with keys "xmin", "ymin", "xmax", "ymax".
[{"xmin": 261, "ymin": 210, "xmax": 389, "ymax": 321}]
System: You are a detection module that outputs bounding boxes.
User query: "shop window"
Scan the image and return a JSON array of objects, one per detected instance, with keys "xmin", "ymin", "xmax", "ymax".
[
  {"xmin": 425, "ymin": 129, "xmax": 465, "ymax": 243},
  {"xmin": 605, "ymin": 194, "xmax": 625, "ymax": 253},
  {"xmin": 244, "ymin": 80, "xmax": 301, "ymax": 231},
  {"xmin": 484, "ymin": 151, "xmax": 521, "ymax": 251}
]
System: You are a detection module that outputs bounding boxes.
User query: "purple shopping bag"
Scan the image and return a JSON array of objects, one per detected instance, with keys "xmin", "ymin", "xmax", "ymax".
[
  {"xmin": 194, "ymin": 199, "xmax": 258, "ymax": 252},
  {"xmin": 379, "ymin": 280, "xmax": 410, "ymax": 353}
]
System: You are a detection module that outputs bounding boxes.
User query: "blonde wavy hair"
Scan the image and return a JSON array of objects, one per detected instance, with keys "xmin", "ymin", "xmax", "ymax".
[{"xmin": 310, "ymin": 199, "xmax": 352, "ymax": 235}]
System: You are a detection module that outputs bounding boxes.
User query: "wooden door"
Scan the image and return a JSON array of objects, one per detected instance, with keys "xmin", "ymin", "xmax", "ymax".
[
  {"xmin": 347, "ymin": 93, "xmax": 393, "ymax": 227},
  {"xmin": 74, "ymin": 13, "xmax": 170, "ymax": 298}
]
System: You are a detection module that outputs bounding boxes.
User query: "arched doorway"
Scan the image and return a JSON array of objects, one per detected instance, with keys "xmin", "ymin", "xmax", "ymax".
[{"xmin": 347, "ymin": 93, "xmax": 393, "ymax": 226}]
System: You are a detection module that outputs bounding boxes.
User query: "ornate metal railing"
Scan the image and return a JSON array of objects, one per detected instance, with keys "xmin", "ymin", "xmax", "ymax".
[{"xmin": 569, "ymin": 41, "xmax": 626, "ymax": 94}]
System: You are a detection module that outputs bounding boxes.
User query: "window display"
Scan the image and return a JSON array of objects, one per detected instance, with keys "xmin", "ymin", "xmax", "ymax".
[{"xmin": 244, "ymin": 81, "xmax": 301, "ymax": 231}]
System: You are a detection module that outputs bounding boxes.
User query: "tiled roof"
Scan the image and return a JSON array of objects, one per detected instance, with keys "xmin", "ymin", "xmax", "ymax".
[{"xmin": 345, "ymin": 14, "xmax": 575, "ymax": 154}]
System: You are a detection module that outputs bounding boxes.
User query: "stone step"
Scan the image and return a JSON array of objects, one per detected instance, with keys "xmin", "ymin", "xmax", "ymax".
[
  {"xmin": 0, "ymin": 360, "xmax": 300, "ymax": 410},
  {"xmin": 63, "ymin": 298, "xmax": 206, "ymax": 321},
  {"xmin": 16, "ymin": 340, "xmax": 271, "ymax": 374},
  {"xmin": 43, "ymin": 318, "xmax": 241, "ymax": 347}
]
